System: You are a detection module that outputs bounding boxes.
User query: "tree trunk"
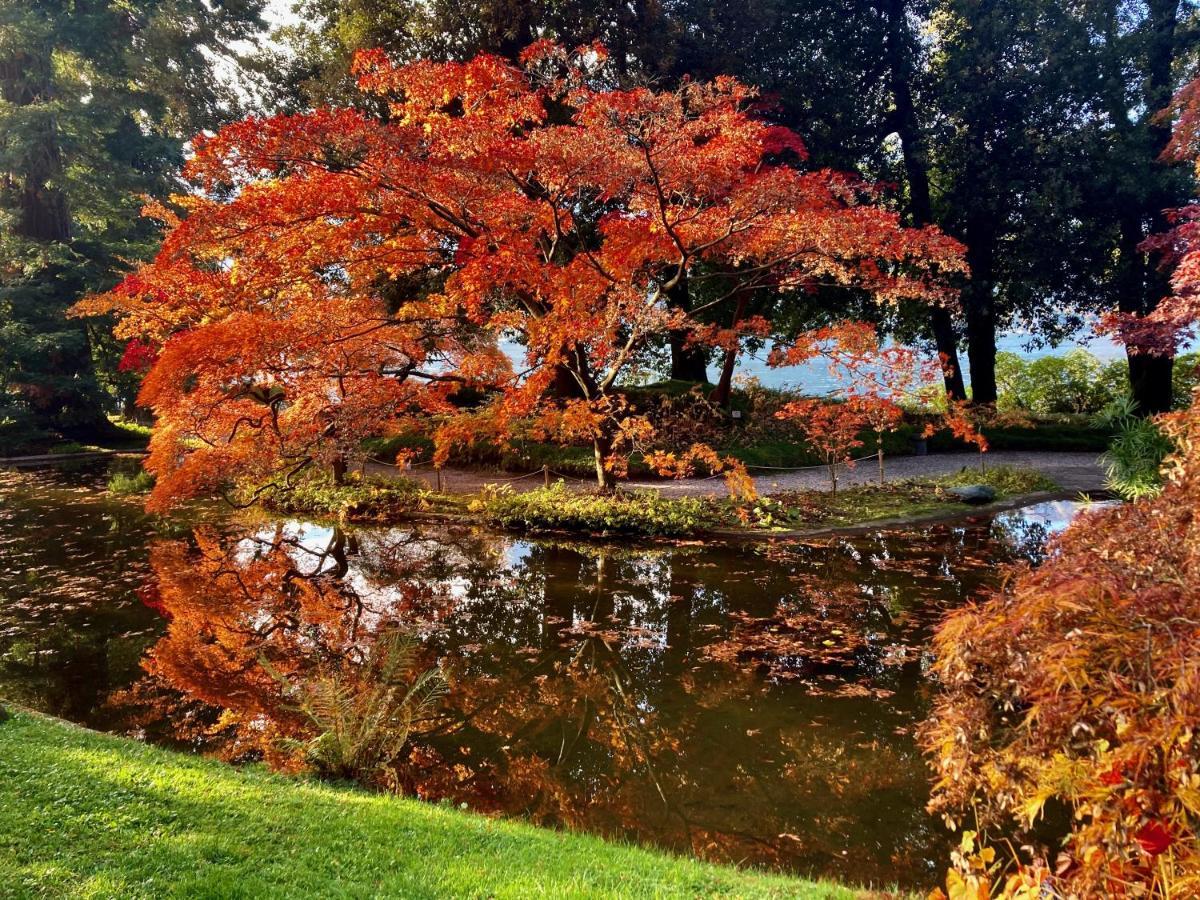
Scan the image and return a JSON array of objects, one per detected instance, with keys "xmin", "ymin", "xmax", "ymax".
[
  {"xmin": 1114, "ymin": 0, "xmax": 1179, "ymax": 415},
  {"xmin": 881, "ymin": 0, "xmax": 967, "ymax": 401},
  {"xmin": 710, "ymin": 293, "xmax": 748, "ymax": 407},
  {"xmin": 593, "ymin": 432, "xmax": 616, "ymax": 490},
  {"xmin": 930, "ymin": 307, "xmax": 967, "ymax": 400},
  {"xmin": 541, "ymin": 546, "xmax": 579, "ymax": 649},
  {"xmin": 1, "ymin": 53, "xmax": 70, "ymax": 243},
  {"xmin": 962, "ymin": 199, "xmax": 999, "ymax": 405},
  {"xmin": 550, "ymin": 361, "xmax": 585, "ymax": 399},
  {"xmin": 331, "ymin": 453, "xmax": 347, "ymax": 485},
  {"xmin": 1128, "ymin": 353, "xmax": 1174, "ymax": 415},
  {"xmin": 664, "ymin": 561, "xmax": 694, "ymax": 669},
  {"xmin": 1119, "ymin": 212, "xmax": 1175, "ymax": 414},
  {"xmin": 963, "ymin": 291, "xmax": 997, "ymax": 404},
  {"xmin": 665, "ymin": 271, "xmax": 708, "ymax": 383},
  {"xmin": 1, "ymin": 48, "xmax": 105, "ymax": 432}
]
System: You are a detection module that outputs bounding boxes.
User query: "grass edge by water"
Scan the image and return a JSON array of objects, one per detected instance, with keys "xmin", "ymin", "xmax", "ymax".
[{"xmin": 0, "ymin": 709, "xmax": 878, "ymax": 899}]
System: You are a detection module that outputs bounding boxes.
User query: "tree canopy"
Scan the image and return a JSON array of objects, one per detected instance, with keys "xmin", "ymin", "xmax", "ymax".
[
  {"xmin": 77, "ymin": 43, "xmax": 964, "ymax": 503},
  {"xmin": 0, "ymin": 0, "xmax": 264, "ymax": 448}
]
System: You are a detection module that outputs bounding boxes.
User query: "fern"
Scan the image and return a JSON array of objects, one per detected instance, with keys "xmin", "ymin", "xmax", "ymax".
[
  {"xmin": 262, "ymin": 628, "xmax": 446, "ymax": 784},
  {"xmin": 1101, "ymin": 414, "xmax": 1174, "ymax": 501}
]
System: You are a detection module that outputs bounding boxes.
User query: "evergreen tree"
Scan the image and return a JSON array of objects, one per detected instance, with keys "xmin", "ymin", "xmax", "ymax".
[{"xmin": 0, "ymin": 0, "xmax": 263, "ymax": 448}]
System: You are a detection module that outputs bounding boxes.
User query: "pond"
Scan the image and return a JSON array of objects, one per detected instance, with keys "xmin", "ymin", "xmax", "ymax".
[{"xmin": 0, "ymin": 462, "xmax": 1104, "ymax": 890}]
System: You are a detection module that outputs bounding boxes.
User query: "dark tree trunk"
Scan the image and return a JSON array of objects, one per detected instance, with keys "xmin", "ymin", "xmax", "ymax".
[
  {"xmin": 1119, "ymin": 214, "xmax": 1175, "ymax": 414},
  {"xmin": 1, "ymin": 47, "xmax": 107, "ymax": 433},
  {"xmin": 1, "ymin": 53, "xmax": 70, "ymax": 244},
  {"xmin": 881, "ymin": 0, "xmax": 967, "ymax": 401},
  {"xmin": 541, "ymin": 547, "xmax": 579, "ymax": 649},
  {"xmin": 710, "ymin": 293, "xmax": 748, "ymax": 407},
  {"xmin": 1116, "ymin": 0, "xmax": 1178, "ymax": 415},
  {"xmin": 962, "ymin": 220, "xmax": 999, "ymax": 405},
  {"xmin": 1128, "ymin": 353, "xmax": 1174, "ymax": 414},
  {"xmin": 331, "ymin": 453, "xmax": 347, "ymax": 485},
  {"xmin": 593, "ymin": 431, "xmax": 617, "ymax": 490},
  {"xmin": 550, "ymin": 362, "xmax": 586, "ymax": 399},
  {"xmin": 930, "ymin": 307, "xmax": 967, "ymax": 400},
  {"xmin": 958, "ymin": 95, "xmax": 1001, "ymax": 407},
  {"xmin": 664, "ymin": 562, "xmax": 694, "ymax": 669},
  {"xmin": 665, "ymin": 271, "xmax": 708, "ymax": 383}
]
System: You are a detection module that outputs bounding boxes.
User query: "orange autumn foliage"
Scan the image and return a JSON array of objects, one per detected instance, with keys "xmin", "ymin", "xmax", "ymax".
[
  {"xmin": 923, "ymin": 77, "xmax": 1200, "ymax": 900},
  {"xmin": 74, "ymin": 43, "xmax": 964, "ymax": 506},
  {"xmin": 773, "ymin": 396, "xmax": 875, "ymax": 493}
]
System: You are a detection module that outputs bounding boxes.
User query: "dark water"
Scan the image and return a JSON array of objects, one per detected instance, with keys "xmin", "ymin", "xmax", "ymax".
[{"xmin": 0, "ymin": 463, "xmax": 1098, "ymax": 889}]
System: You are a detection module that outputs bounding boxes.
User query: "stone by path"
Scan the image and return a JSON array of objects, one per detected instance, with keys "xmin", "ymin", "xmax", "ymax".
[{"xmin": 368, "ymin": 449, "xmax": 1107, "ymax": 498}]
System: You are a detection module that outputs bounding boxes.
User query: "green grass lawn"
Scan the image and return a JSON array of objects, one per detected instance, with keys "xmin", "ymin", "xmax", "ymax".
[{"xmin": 0, "ymin": 710, "xmax": 862, "ymax": 899}]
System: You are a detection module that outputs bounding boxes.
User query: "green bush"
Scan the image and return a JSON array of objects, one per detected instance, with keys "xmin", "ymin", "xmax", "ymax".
[
  {"xmin": 473, "ymin": 482, "xmax": 710, "ymax": 536},
  {"xmin": 48, "ymin": 441, "xmax": 88, "ymax": 455},
  {"xmin": 1102, "ymin": 415, "xmax": 1173, "ymax": 500},
  {"xmin": 1173, "ymin": 351, "xmax": 1200, "ymax": 408},
  {"xmin": 925, "ymin": 419, "xmax": 1114, "ymax": 453},
  {"xmin": 107, "ymin": 469, "xmax": 155, "ymax": 494},
  {"xmin": 262, "ymin": 473, "xmax": 451, "ymax": 521},
  {"xmin": 995, "ymin": 349, "xmax": 1117, "ymax": 415},
  {"xmin": 997, "ymin": 349, "xmax": 1199, "ymax": 416}
]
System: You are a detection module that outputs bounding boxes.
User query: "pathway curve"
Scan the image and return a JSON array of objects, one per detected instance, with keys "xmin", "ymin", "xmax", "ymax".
[{"xmin": 369, "ymin": 450, "xmax": 1107, "ymax": 498}]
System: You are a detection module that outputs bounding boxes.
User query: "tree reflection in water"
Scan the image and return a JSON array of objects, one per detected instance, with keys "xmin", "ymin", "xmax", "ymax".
[{"xmin": 111, "ymin": 518, "xmax": 1021, "ymax": 887}]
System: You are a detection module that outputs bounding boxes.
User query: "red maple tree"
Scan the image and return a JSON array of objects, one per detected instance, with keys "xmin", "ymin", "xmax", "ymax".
[{"xmin": 75, "ymin": 43, "xmax": 965, "ymax": 508}]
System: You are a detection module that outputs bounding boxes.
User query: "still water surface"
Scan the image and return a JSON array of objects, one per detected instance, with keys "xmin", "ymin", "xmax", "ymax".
[{"xmin": 0, "ymin": 463, "xmax": 1095, "ymax": 888}]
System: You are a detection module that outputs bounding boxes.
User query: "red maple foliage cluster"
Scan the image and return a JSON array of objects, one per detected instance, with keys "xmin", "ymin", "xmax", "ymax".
[{"xmin": 74, "ymin": 43, "xmax": 964, "ymax": 510}]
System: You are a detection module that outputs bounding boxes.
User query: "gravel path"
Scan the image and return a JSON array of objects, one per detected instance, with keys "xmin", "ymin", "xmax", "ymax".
[{"xmin": 369, "ymin": 449, "xmax": 1107, "ymax": 498}]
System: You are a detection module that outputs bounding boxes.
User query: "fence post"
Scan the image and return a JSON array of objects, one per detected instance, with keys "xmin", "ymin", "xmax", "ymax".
[
  {"xmin": 543, "ymin": 464, "xmax": 550, "ymax": 487},
  {"xmin": 435, "ymin": 465, "xmax": 443, "ymax": 493}
]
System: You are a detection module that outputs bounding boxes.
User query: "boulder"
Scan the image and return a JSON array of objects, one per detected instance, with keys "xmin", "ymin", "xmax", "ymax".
[{"xmin": 947, "ymin": 484, "xmax": 997, "ymax": 504}]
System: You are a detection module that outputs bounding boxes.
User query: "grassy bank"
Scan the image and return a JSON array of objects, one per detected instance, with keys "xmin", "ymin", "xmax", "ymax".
[
  {"xmin": 713, "ymin": 465, "xmax": 1059, "ymax": 533},
  {"xmin": 263, "ymin": 466, "xmax": 1060, "ymax": 538},
  {"xmin": 0, "ymin": 710, "xmax": 860, "ymax": 899}
]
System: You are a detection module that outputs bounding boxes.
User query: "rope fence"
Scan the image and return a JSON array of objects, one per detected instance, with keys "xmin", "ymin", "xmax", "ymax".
[{"xmin": 358, "ymin": 448, "xmax": 885, "ymax": 494}]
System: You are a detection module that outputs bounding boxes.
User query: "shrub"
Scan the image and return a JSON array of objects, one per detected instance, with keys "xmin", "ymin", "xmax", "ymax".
[
  {"xmin": 922, "ymin": 493, "xmax": 1200, "ymax": 897},
  {"xmin": 0, "ymin": 405, "xmax": 52, "ymax": 456},
  {"xmin": 473, "ymin": 482, "xmax": 709, "ymax": 536},
  {"xmin": 997, "ymin": 350, "xmax": 1199, "ymax": 418},
  {"xmin": 1173, "ymin": 351, "xmax": 1200, "ymax": 409},
  {"xmin": 261, "ymin": 473, "xmax": 449, "ymax": 521},
  {"xmin": 48, "ymin": 441, "xmax": 88, "ymax": 455},
  {"xmin": 995, "ymin": 349, "xmax": 1116, "ymax": 415},
  {"xmin": 1102, "ymin": 414, "xmax": 1174, "ymax": 500},
  {"xmin": 107, "ymin": 468, "xmax": 155, "ymax": 494},
  {"xmin": 263, "ymin": 628, "xmax": 446, "ymax": 786}
]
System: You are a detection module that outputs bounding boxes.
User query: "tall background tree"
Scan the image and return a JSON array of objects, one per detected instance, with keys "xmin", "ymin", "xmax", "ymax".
[
  {"xmin": 1087, "ymin": 0, "xmax": 1199, "ymax": 413},
  {"xmin": 261, "ymin": 0, "xmax": 1199, "ymax": 409},
  {"xmin": 0, "ymin": 0, "xmax": 264, "ymax": 450}
]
